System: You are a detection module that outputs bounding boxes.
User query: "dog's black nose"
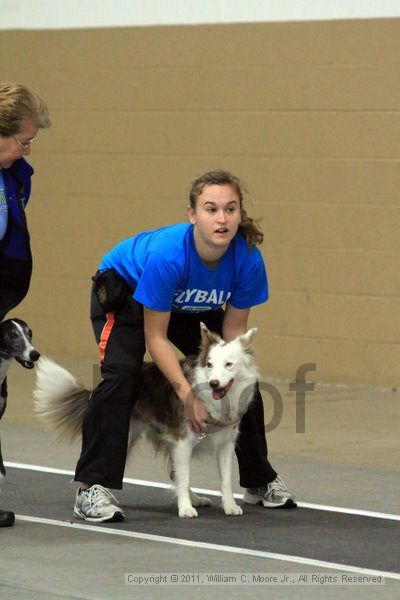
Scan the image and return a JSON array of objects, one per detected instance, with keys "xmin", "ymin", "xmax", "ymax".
[
  {"xmin": 30, "ymin": 350, "xmax": 40, "ymax": 362},
  {"xmin": 209, "ymin": 379, "xmax": 220, "ymax": 389}
]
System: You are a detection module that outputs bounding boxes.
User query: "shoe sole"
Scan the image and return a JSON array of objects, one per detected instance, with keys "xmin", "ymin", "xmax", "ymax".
[
  {"xmin": 244, "ymin": 497, "xmax": 298, "ymax": 509},
  {"xmin": 73, "ymin": 508, "xmax": 125, "ymax": 523}
]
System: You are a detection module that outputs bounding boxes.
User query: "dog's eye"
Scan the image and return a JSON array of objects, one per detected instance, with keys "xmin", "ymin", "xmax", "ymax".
[
  {"xmin": 9, "ymin": 332, "xmax": 18, "ymax": 339},
  {"xmin": 225, "ymin": 362, "xmax": 233, "ymax": 368},
  {"xmin": 206, "ymin": 361, "xmax": 212, "ymax": 369},
  {"xmin": 28, "ymin": 329, "xmax": 33, "ymax": 338}
]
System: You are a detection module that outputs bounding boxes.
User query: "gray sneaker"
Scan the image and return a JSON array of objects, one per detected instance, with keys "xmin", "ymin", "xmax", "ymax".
[
  {"xmin": 243, "ymin": 476, "xmax": 297, "ymax": 508},
  {"xmin": 74, "ymin": 485, "xmax": 125, "ymax": 523}
]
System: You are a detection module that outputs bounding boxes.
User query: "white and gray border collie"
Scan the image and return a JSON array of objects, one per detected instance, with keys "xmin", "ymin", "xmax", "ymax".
[
  {"xmin": 34, "ymin": 323, "xmax": 259, "ymax": 518},
  {"xmin": 0, "ymin": 319, "xmax": 41, "ymax": 483}
]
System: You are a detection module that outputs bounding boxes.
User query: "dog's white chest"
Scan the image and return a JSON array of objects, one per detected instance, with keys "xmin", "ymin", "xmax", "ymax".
[{"xmin": 0, "ymin": 358, "xmax": 12, "ymax": 387}]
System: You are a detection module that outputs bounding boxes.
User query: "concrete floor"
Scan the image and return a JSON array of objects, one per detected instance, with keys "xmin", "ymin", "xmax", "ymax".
[{"xmin": 0, "ymin": 357, "xmax": 399, "ymax": 599}]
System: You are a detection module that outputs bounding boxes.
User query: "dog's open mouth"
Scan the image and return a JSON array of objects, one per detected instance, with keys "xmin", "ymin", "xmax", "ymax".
[
  {"xmin": 15, "ymin": 358, "xmax": 35, "ymax": 369},
  {"xmin": 211, "ymin": 379, "xmax": 234, "ymax": 400}
]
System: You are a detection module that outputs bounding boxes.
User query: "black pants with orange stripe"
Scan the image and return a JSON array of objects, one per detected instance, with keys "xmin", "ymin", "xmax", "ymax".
[{"xmin": 74, "ymin": 290, "xmax": 277, "ymax": 490}]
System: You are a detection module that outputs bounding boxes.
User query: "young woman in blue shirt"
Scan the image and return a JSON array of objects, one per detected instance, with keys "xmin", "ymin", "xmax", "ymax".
[{"xmin": 74, "ymin": 170, "xmax": 296, "ymax": 522}]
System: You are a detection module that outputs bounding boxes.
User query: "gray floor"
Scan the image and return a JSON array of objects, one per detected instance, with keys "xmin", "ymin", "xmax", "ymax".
[
  {"xmin": 3, "ymin": 465, "xmax": 400, "ymax": 574},
  {"xmin": 0, "ymin": 358, "xmax": 399, "ymax": 599}
]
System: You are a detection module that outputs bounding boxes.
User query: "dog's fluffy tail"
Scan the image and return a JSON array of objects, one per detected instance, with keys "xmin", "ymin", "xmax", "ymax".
[{"xmin": 33, "ymin": 357, "xmax": 91, "ymax": 443}]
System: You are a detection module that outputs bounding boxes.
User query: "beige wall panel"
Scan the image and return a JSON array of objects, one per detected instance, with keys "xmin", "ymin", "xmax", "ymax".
[
  {"xmin": 30, "ymin": 153, "xmax": 400, "ymax": 207},
  {"xmin": 36, "ymin": 111, "xmax": 400, "ymax": 158},
  {"xmin": 1, "ymin": 18, "xmax": 399, "ymax": 386},
  {"xmin": 66, "ymin": 64, "xmax": 399, "ymax": 111},
  {"xmin": 269, "ymin": 248, "xmax": 400, "ymax": 297},
  {"xmin": 15, "ymin": 277, "xmax": 95, "ymax": 357},
  {"xmin": 32, "ymin": 230, "xmax": 400, "ymax": 296},
  {"xmin": 15, "ymin": 297, "xmax": 399, "ymax": 387},
  {"xmin": 247, "ymin": 159, "xmax": 400, "ymax": 206},
  {"xmin": 20, "ymin": 276, "xmax": 90, "ymax": 319},
  {"xmin": 264, "ymin": 291, "xmax": 399, "ymax": 343},
  {"xmin": 28, "ymin": 196, "xmax": 184, "ymax": 278},
  {"xmin": 2, "ymin": 19, "xmax": 400, "ymax": 68},
  {"xmin": 4, "ymin": 64, "xmax": 400, "ymax": 112},
  {"xmin": 255, "ymin": 334, "xmax": 400, "ymax": 387},
  {"xmin": 262, "ymin": 204, "xmax": 400, "ymax": 252},
  {"xmin": 24, "ymin": 315, "xmax": 96, "ymax": 359}
]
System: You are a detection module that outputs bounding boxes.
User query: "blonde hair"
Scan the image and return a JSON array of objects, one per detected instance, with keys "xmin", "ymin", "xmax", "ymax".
[
  {"xmin": 0, "ymin": 82, "xmax": 51, "ymax": 136},
  {"xmin": 189, "ymin": 170, "xmax": 264, "ymax": 247}
]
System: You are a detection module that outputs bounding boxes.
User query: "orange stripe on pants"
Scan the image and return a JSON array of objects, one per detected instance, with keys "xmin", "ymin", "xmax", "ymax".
[{"xmin": 99, "ymin": 312, "xmax": 115, "ymax": 364}]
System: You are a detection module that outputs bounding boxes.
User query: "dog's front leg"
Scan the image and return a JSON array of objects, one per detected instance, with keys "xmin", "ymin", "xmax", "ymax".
[
  {"xmin": 0, "ymin": 381, "xmax": 7, "ymax": 487},
  {"xmin": 0, "ymin": 379, "xmax": 7, "ymax": 420},
  {"xmin": 217, "ymin": 438, "xmax": 243, "ymax": 516},
  {"xmin": 0, "ymin": 435, "xmax": 5, "ymax": 489},
  {"xmin": 172, "ymin": 437, "xmax": 198, "ymax": 518}
]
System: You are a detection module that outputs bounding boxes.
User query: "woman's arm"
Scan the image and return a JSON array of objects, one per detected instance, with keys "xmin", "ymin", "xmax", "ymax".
[
  {"xmin": 144, "ymin": 307, "xmax": 208, "ymax": 432},
  {"xmin": 222, "ymin": 304, "xmax": 250, "ymax": 341}
]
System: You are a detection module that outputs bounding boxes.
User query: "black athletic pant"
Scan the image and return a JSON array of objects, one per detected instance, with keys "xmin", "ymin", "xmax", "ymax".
[{"xmin": 75, "ymin": 290, "xmax": 277, "ymax": 489}]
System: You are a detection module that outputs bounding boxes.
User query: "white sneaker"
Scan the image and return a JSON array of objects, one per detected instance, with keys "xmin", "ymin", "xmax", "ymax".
[
  {"xmin": 74, "ymin": 484, "xmax": 125, "ymax": 522},
  {"xmin": 243, "ymin": 476, "xmax": 297, "ymax": 508}
]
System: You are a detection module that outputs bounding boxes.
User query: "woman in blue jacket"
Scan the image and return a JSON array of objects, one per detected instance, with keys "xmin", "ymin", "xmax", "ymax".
[
  {"xmin": 0, "ymin": 82, "xmax": 51, "ymax": 526},
  {"xmin": 74, "ymin": 169, "xmax": 297, "ymax": 522}
]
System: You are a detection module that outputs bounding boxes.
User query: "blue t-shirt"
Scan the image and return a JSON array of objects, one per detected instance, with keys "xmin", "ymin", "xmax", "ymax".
[
  {"xmin": 0, "ymin": 170, "xmax": 8, "ymax": 241},
  {"xmin": 100, "ymin": 224, "xmax": 268, "ymax": 313}
]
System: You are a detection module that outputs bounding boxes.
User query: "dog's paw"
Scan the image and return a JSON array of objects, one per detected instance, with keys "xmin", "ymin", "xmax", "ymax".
[
  {"xmin": 178, "ymin": 505, "xmax": 198, "ymax": 518},
  {"xmin": 190, "ymin": 491, "xmax": 211, "ymax": 507},
  {"xmin": 222, "ymin": 502, "xmax": 243, "ymax": 516}
]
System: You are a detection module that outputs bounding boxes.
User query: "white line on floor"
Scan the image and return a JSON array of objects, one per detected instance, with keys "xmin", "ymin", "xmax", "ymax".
[
  {"xmin": 15, "ymin": 514, "xmax": 400, "ymax": 581},
  {"xmin": 5, "ymin": 461, "xmax": 400, "ymax": 522}
]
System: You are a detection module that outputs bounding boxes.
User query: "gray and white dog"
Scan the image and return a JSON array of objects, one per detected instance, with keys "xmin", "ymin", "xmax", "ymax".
[
  {"xmin": 0, "ymin": 318, "xmax": 40, "ymax": 483},
  {"xmin": 34, "ymin": 323, "xmax": 259, "ymax": 518}
]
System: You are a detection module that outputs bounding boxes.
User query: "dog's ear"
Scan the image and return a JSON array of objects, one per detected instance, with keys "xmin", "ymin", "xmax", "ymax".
[
  {"xmin": 239, "ymin": 327, "xmax": 257, "ymax": 353},
  {"xmin": 199, "ymin": 322, "xmax": 221, "ymax": 344},
  {"xmin": 198, "ymin": 323, "xmax": 222, "ymax": 366}
]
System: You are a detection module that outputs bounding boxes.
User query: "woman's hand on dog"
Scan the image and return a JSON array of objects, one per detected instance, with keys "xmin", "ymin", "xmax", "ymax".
[{"xmin": 183, "ymin": 390, "xmax": 209, "ymax": 433}]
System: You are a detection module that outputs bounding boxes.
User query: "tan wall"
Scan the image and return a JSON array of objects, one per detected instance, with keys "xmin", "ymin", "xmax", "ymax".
[{"xmin": 1, "ymin": 19, "xmax": 399, "ymax": 386}]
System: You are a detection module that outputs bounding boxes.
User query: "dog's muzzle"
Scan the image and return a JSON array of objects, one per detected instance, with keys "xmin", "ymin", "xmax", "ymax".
[
  {"xmin": 16, "ymin": 350, "xmax": 41, "ymax": 369},
  {"xmin": 209, "ymin": 378, "xmax": 234, "ymax": 400}
]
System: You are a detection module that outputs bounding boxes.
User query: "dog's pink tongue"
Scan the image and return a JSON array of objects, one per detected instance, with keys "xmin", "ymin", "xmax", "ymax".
[{"xmin": 212, "ymin": 379, "xmax": 234, "ymax": 400}]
